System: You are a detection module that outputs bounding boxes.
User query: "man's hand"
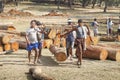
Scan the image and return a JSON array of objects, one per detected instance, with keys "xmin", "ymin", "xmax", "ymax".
[
  {"xmin": 60, "ymin": 35, "xmax": 64, "ymax": 38},
  {"xmin": 27, "ymin": 41, "xmax": 30, "ymax": 45}
]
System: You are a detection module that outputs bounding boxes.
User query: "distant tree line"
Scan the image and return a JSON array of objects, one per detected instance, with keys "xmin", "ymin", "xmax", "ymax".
[
  {"xmin": 2, "ymin": 0, "xmax": 120, "ymax": 12},
  {"xmin": 31, "ymin": 0, "xmax": 120, "ymax": 12}
]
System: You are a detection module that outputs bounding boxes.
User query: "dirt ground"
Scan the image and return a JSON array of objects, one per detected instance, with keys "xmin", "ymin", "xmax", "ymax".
[{"xmin": 0, "ymin": 1, "xmax": 120, "ymax": 80}]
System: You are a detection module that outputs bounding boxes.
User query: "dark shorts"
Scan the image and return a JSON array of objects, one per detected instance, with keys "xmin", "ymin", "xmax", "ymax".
[
  {"xmin": 26, "ymin": 43, "xmax": 39, "ymax": 51},
  {"xmin": 38, "ymin": 42, "xmax": 42, "ymax": 49}
]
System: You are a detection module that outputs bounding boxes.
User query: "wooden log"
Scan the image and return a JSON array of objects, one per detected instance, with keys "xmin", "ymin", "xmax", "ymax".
[
  {"xmin": 0, "ymin": 35, "xmax": 10, "ymax": 44},
  {"xmin": 100, "ymin": 36, "xmax": 116, "ymax": 41},
  {"xmin": 10, "ymin": 41, "xmax": 19, "ymax": 51},
  {"xmin": 106, "ymin": 48, "xmax": 120, "ymax": 61},
  {"xmin": 92, "ymin": 37, "xmax": 99, "ymax": 45},
  {"xmin": 86, "ymin": 36, "xmax": 99, "ymax": 46},
  {"xmin": 48, "ymin": 29, "xmax": 57, "ymax": 39},
  {"xmin": 0, "ymin": 25, "xmax": 16, "ymax": 30},
  {"xmin": 49, "ymin": 45, "xmax": 67, "ymax": 61},
  {"xmin": 97, "ymin": 43, "xmax": 120, "ymax": 49},
  {"xmin": 17, "ymin": 41, "xmax": 27, "ymax": 49},
  {"xmin": 60, "ymin": 38, "xmax": 66, "ymax": 47},
  {"xmin": 96, "ymin": 44, "xmax": 120, "ymax": 61},
  {"xmin": 0, "ymin": 45, "xmax": 3, "ymax": 52},
  {"xmin": 0, "ymin": 30, "xmax": 20, "ymax": 35},
  {"xmin": 20, "ymin": 32, "xmax": 26, "ymax": 36},
  {"xmin": 83, "ymin": 45, "xmax": 108, "ymax": 60},
  {"xmin": 53, "ymin": 37, "xmax": 60, "ymax": 47},
  {"xmin": 118, "ymin": 35, "xmax": 120, "ymax": 41},
  {"xmin": 43, "ymin": 39, "xmax": 53, "ymax": 48},
  {"xmin": 29, "ymin": 67, "xmax": 55, "ymax": 80},
  {"xmin": 4, "ymin": 43, "xmax": 11, "ymax": 51}
]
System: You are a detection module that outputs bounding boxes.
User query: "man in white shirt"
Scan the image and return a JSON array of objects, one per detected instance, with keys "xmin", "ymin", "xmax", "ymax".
[
  {"xmin": 92, "ymin": 18, "xmax": 99, "ymax": 36},
  {"xmin": 107, "ymin": 18, "xmax": 113, "ymax": 36},
  {"xmin": 65, "ymin": 19, "xmax": 76, "ymax": 60},
  {"xmin": 60, "ymin": 19, "xmax": 93, "ymax": 68},
  {"xmin": 25, "ymin": 20, "xmax": 40, "ymax": 64},
  {"xmin": 36, "ymin": 21, "xmax": 46, "ymax": 63},
  {"xmin": 75, "ymin": 20, "xmax": 88, "ymax": 65}
]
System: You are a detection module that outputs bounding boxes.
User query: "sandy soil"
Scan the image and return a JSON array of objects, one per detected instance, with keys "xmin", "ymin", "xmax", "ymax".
[
  {"xmin": 0, "ymin": 1, "xmax": 120, "ymax": 80},
  {"xmin": 0, "ymin": 49, "xmax": 120, "ymax": 80}
]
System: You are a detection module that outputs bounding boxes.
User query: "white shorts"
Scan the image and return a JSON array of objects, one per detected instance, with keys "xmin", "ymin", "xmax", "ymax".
[{"xmin": 93, "ymin": 29, "xmax": 98, "ymax": 34}]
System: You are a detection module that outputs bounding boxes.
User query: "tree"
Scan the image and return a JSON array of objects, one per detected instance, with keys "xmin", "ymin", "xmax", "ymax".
[
  {"xmin": 57, "ymin": 0, "xmax": 60, "ymax": 9},
  {"xmin": 82, "ymin": 0, "xmax": 88, "ymax": 8},
  {"xmin": 99, "ymin": 0, "xmax": 103, "ymax": 7},
  {"xmin": 104, "ymin": 0, "xmax": 109, "ymax": 12},
  {"xmin": 68, "ymin": 0, "xmax": 73, "ymax": 9},
  {"xmin": 92, "ymin": 0, "xmax": 97, "ymax": 8}
]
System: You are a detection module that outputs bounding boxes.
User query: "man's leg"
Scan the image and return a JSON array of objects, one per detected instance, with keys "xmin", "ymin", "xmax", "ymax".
[
  {"xmin": 69, "ymin": 41, "xmax": 74, "ymax": 60},
  {"xmin": 38, "ymin": 42, "xmax": 42, "ymax": 59},
  {"xmin": 38, "ymin": 48, "xmax": 42, "ymax": 59},
  {"xmin": 94, "ymin": 29, "xmax": 96, "ymax": 36},
  {"xmin": 77, "ymin": 40, "xmax": 83, "ymax": 67},
  {"xmin": 66, "ymin": 41, "xmax": 70, "ymax": 57},
  {"xmin": 34, "ymin": 48, "xmax": 38, "ymax": 64},
  {"xmin": 109, "ymin": 28, "xmax": 112, "ymax": 35},
  {"xmin": 79, "ymin": 44, "xmax": 82, "ymax": 65},
  {"xmin": 28, "ymin": 50, "xmax": 31, "ymax": 64}
]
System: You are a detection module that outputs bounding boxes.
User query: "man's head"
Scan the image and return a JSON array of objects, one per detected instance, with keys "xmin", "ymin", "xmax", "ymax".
[
  {"xmin": 30, "ymin": 20, "xmax": 37, "ymax": 28},
  {"xmin": 36, "ymin": 21, "xmax": 42, "ymax": 26},
  {"xmin": 78, "ymin": 19, "xmax": 83, "ymax": 26},
  {"xmin": 94, "ymin": 18, "xmax": 97, "ymax": 21},
  {"xmin": 108, "ymin": 18, "xmax": 111, "ymax": 21},
  {"xmin": 68, "ymin": 19, "xmax": 72, "ymax": 25}
]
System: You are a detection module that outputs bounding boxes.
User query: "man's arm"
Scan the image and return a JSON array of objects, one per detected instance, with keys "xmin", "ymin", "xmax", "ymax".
[
  {"xmin": 96, "ymin": 22, "xmax": 99, "ymax": 26},
  {"xmin": 84, "ymin": 24, "xmax": 93, "ymax": 42},
  {"xmin": 25, "ymin": 35, "xmax": 30, "ymax": 45},
  {"xmin": 25, "ymin": 31, "xmax": 30, "ymax": 45},
  {"xmin": 60, "ymin": 27, "xmax": 77, "ymax": 38}
]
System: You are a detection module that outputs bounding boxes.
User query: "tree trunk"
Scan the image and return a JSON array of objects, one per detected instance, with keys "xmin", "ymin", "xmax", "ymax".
[
  {"xmin": 54, "ymin": 0, "xmax": 57, "ymax": 4},
  {"xmin": 49, "ymin": 45, "xmax": 67, "ymax": 61},
  {"xmin": 99, "ymin": 0, "xmax": 103, "ymax": 7},
  {"xmin": 82, "ymin": 0, "xmax": 90, "ymax": 8},
  {"xmin": 68, "ymin": 0, "xmax": 73, "ymax": 9},
  {"xmin": 57, "ymin": 0, "xmax": 60, "ymax": 9},
  {"xmin": 86, "ymin": 0, "xmax": 91, "ymax": 6},
  {"xmin": 82, "ymin": 0, "xmax": 86, "ymax": 8},
  {"xmin": 104, "ymin": 0, "xmax": 108, "ymax": 12},
  {"xmin": 92, "ymin": 0, "xmax": 97, "ymax": 8},
  {"xmin": 83, "ymin": 45, "xmax": 108, "ymax": 60}
]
